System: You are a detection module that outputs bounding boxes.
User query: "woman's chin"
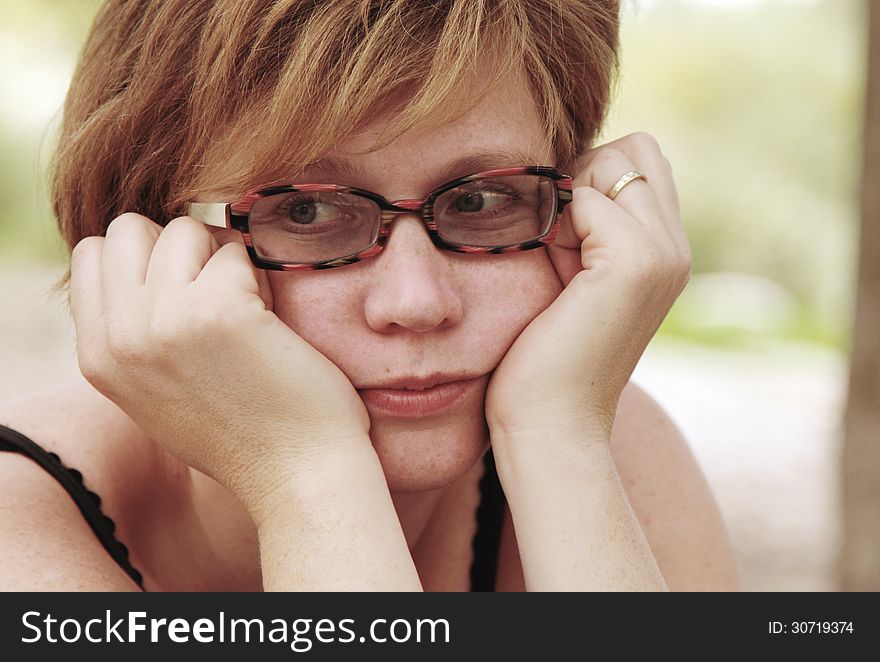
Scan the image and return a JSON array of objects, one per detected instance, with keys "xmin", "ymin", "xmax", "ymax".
[{"xmin": 369, "ymin": 412, "xmax": 490, "ymax": 494}]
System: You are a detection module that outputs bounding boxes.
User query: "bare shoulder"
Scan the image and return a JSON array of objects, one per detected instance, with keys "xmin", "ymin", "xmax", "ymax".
[
  {"xmin": 610, "ymin": 381, "xmax": 740, "ymax": 591},
  {"xmin": 0, "ymin": 377, "xmax": 163, "ymax": 589},
  {"xmin": 0, "ymin": 376, "xmax": 162, "ymax": 507}
]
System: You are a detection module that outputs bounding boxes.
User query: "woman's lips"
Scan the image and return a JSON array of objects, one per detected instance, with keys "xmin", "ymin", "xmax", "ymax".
[{"xmin": 358, "ymin": 377, "xmax": 482, "ymax": 418}]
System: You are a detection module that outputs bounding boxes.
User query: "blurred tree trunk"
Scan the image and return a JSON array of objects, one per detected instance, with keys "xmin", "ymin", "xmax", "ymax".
[{"xmin": 842, "ymin": 0, "xmax": 880, "ymax": 592}]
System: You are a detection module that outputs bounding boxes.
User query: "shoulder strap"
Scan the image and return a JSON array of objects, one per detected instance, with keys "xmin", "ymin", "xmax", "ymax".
[{"xmin": 0, "ymin": 423, "xmax": 145, "ymax": 590}]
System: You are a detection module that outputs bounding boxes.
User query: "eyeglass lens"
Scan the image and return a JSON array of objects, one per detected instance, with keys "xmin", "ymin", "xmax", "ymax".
[{"xmin": 247, "ymin": 174, "xmax": 558, "ymax": 264}]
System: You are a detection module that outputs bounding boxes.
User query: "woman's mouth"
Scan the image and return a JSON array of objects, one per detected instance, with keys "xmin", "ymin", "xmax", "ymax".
[{"xmin": 357, "ymin": 376, "xmax": 483, "ymax": 418}]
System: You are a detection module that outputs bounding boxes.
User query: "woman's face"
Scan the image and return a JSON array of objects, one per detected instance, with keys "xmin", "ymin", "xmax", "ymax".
[{"xmin": 266, "ymin": 73, "xmax": 564, "ymax": 493}]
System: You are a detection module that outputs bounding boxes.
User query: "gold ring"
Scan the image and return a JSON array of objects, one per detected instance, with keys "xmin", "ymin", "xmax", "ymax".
[{"xmin": 607, "ymin": 170, "xmax": 647, "ymax": 201}]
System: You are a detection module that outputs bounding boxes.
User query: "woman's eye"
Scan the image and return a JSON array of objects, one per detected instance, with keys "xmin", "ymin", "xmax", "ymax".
[
  {"xmin": 280, "ymin": 200, "xmax": 340, "ymax": 225},
  {"xmin": 452, "ymin": 190, "xmax": 511, "ymax": 213},
  {"xmin": 288, "ymin": 201, "xmax": 318, "ymax": 224}
]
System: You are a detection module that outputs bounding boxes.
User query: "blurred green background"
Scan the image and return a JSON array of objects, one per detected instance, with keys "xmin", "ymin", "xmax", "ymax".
[
  {"xmin": 0, "ymin": 0, "xmax": 863, "ymax": 351},
  {"xmin": 0, "ymin": 0, "xmax": 101, "ymax": 262},
  {"xmin": 603, "ymin": 0, "xmax": 863, "ymax": 349}
]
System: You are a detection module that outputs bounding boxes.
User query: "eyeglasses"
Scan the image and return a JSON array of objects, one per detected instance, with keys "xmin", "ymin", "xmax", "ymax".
[{"xmin": 187, "ymin": 166, "xmax": 573, "ymax": 270}]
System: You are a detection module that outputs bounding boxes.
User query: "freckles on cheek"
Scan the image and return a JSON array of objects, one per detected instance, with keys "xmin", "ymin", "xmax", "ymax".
[
  {"xmin": 266, "ymin": 272, "xmax": 359, "ymax": 339},
  {"xmin": 485, "ymin": 251, "xmax": 561, "ymax": 310},
  {"xmin": 469, "ymin": 252, "xmax": 563, "ymax": 348}
]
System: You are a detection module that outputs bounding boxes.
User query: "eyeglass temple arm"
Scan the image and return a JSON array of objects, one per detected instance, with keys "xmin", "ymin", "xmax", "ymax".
[{"xmin": 186, "ymin": 202, "xmax": 229, "ymax": 228}]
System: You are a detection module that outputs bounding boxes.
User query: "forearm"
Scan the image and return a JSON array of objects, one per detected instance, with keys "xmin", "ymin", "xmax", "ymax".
[
  {"xmin": 251, "ymin": 440, "xmax": 422, "ymax": 591},
  {"xmin": 491, "ymin": 427, "xmax": 668, "ymax": 592}
]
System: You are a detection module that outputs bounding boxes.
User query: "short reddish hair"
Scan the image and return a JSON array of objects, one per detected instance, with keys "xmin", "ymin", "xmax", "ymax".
[{"xmin": 51, "ymin": 0, "xmax": 620, "ymax": 278}]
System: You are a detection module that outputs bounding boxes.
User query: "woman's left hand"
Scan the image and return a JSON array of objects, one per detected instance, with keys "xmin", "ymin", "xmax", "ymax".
[{"xmin": 484, "ymin": 132, "xmax": 691, "ymax": 442}]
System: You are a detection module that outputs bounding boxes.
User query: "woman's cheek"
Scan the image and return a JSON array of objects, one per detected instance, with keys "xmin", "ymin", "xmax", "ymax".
[
  {"xmin": 490, "ymin": 250, "xmax": 562, "ymax": 318},
  {"xmin": 264, "ymin": 270, "xmax": 362, "ymax": 351},
  {"xmin": 467, "ymin": 250, "xmax": 563, "ymax": 351}
]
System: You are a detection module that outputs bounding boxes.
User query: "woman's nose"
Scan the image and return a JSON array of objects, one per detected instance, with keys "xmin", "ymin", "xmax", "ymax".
[{"xmin": 363, "ymin": 214, "xmax": 464, "ymax": 333}]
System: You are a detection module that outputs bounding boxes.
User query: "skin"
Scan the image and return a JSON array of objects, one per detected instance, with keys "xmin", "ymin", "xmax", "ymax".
[{"xmin": 0, "ymin": 67, "xmax": 740, "ymax": 591}]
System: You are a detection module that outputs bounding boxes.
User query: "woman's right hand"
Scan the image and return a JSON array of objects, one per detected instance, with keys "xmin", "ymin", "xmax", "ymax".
[{"xmin": 69, "ymin": 213, "xmax": 373, "ymax": 516}]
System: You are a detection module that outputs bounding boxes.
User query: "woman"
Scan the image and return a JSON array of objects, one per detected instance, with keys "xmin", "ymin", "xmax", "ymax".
[{"xmin": 0, "ymin": 0, "xmax": 737, "ymax": 591}]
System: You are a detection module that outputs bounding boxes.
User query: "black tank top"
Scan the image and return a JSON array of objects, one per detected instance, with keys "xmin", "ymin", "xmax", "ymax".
[{"xmin": 0, "ymin": 423, "xmax": 505, "ymax": 591}]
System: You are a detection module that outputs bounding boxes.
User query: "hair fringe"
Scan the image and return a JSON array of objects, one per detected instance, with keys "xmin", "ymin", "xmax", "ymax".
[{"xmin": 50, "ymin": 0, "xmax": 620, "ymax": 292}]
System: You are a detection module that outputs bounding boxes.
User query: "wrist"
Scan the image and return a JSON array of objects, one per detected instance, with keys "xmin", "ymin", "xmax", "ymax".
[
  {"xmin": 250, "ymin": 436, "xmax": 422, "ymax": 591},
  {"xmin": 488, "ymin": 409, "xmax": 613, "ymax": 451},
  {"xmin": 234, "ymin": 435, "xmax": 379, "ymax": 528},
  {"xmin": 486, "ymin": 383, "xmax": 617, "ymax": 436},
  {"xmin": 489, "ymin": 419, "xmax": 614, "ymax": 485}
]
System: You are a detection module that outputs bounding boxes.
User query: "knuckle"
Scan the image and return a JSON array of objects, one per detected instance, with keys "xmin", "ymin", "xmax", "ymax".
[
  {"xmin": 106, "ymin": 212, "xmax": 148, "ymax": 234},
  {"xmin": 105, "ymin": 212, "xmax": 162, "ymax": 244},
  {"xmin": 162, "ymin": 215, "xmax": 219, "ymax": 254},
  {"xmin": 77, "ymin": 351, "xmax": 108, "ymax": 389},
  {"xmin": 191, "ymin": 297, "xmax": 231, "ymax": 332},
  {"xmin": 627, "ymin": 131, "xmax": 661, "ymax": 152},
  {"xmin": 592, "ymin": 147, "xmax": 625, "ymax": 168},
  {"xmin": 75, "ymin": 336, "xmax": 116, "ymax": 393},
  {"xmin": 217, "ymin": 238, "xmax": 249, "ymax": 262},
  {"xmin": 165, "ymin": 214, "xmax": 207, "ymax": 236},
  {"xmin": 78, "ymin": 361, "xmax": 126, "ymax": 405},
  {"xmin": 70, "ymin": 235, "xmax": 102, "ymax": 263}
]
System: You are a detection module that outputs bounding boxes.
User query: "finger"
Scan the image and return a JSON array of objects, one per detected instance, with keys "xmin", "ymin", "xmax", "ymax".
[
  {"xmin": 69, "ymin": 236, "xmax": 106, "ymax": 356},
  {"xmin": 570, "ymin": 184, "xmax": 642, "ymax": 257},
  {"xmin": 546, "ymin": 185, "xmax": 643, "ymax": 287},
  {"xmin": 553, "ymin": 147, "xmax": 658, "ymax": 249},
  {"xmin": 579, "ymin": 133, "xmax": 680, "ymax": 233},
  {"xmin": 575, "ymin": 146, "xmax": 659, "ymax": 224},
  {"xmin": 607, "ymin": 135, "xmax": 689, "ymax": 259},
  {"xmin": 196, "ymin": 237, "xmax": 273, "ymax": 311},
  {"xmin": 145, "ymin": 216, "xmax": 220, "ymax": 289},
  {"xmin": 101, "ymin": 213, "xmax": 161, "ymax": 308},
  {"xmin": 551, "ymin": 184, "xmax": 639, "ymax": 259},
  {"xmin": 550, "ymin": 198, "xmax": 581, "ymax": 251},
  {"xmin": 212, "ymin": 230, "xmax": 274, "ymax": 310}
]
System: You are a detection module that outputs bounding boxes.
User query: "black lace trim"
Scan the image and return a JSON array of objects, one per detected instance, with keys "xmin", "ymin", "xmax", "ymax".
[
  {"xmin": 0, "ymin": 423, "xmax": 145, "ymax": 590},
  {"xmin": 470, "ymin": 448, "xmax": 505, "ymax": 591}
]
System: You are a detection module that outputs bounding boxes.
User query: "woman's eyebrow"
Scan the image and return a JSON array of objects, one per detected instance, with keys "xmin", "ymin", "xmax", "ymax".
[
  {"xmin": 298, "ymin": 156, "xmax": 364, "ymax": 182},
  {"xmin": 437, "ymin": 149, "xmax": 546, "ymax": 180},
  {"xmin": 299, "ymin": 148, "xmax": 546, "ymax": 185}
]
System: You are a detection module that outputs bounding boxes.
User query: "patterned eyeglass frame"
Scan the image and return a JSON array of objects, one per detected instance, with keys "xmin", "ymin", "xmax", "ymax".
[{"xmin": 187, "ymin": 166, "xmax": 573, "ymax": 271}]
